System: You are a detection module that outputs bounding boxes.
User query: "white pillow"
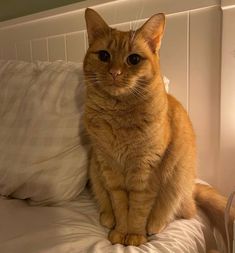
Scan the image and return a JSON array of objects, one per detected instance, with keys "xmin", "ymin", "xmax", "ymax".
[{"xmin": 0, "ymin": 60, "xmax": 90, "ymax": 205}]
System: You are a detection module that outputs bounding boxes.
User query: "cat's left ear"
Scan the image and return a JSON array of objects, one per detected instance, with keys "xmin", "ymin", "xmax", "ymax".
[
  {"xmin": 85, "ymin": 8, "xmax": 110, "ymax": 46},
  {"xmin": 137, "ymin": 13, "xmax": 165, "ymax": 52}
]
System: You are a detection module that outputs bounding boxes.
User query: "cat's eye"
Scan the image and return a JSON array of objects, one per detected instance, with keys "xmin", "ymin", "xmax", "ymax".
[
  {"xmin": 98, "ymin": 50, "xmax": 110, "ymax": 62},
  {"xmin": 127, "ymin": 54, "xmax": 141, "ymax": 65}
]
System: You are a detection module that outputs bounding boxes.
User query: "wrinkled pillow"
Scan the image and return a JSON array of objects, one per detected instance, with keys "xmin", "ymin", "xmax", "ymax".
[{"xmin": 0, "ymin": 60, "xmax": 90, "ymax": 205}]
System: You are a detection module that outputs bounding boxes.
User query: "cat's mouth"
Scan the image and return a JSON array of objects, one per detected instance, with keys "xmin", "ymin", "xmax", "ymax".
[
  {"xmin": 103, "ymin": 79, "xmax": 136, "ymax": 97},
  {"xmin": 105, "ymin": 86, "xmax": 129, "ymax": 97},
  {"xmin": 110, "ymin": 79, "xmax": 125, "ymax": 87}
]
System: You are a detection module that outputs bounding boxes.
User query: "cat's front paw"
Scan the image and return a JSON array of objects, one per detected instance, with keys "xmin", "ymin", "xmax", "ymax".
[
  {"xmin": 108, "ymin": 229, "xmax": 126, "ymax": 245},
  {"xmin": 100, "ymin": 211, "xmax": 115, "ymax": 229},
  {"xmin": 125, "ymin": 234, "xmax": 147, "ymax": 246}
]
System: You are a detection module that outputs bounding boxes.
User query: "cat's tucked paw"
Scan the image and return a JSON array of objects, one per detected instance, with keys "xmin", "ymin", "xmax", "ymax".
[
  {"xmin": 125, "ymin": 234, "xmax": 147, "ymax": 246},
  {"xmin": 100, "ymin": 211, "xmax": 115, "ymax": 229},
  {"xmin": 108, "ymin": 229, "xmax": 126, "ymax": 245},
  {"xmin": 147, "ymin": 222, "xmax": 165, "ymax": 236}
]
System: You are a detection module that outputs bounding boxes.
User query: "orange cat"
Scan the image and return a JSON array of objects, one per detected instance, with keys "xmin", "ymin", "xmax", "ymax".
[{"xmin": 83, "ymin": 8, "xmax": 234, "ymax": 249}]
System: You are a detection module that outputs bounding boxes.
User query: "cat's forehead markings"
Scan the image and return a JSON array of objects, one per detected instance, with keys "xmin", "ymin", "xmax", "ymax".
[{"xmin": 106, "ymin": 30, "xmax": 131, "ymax": 52}]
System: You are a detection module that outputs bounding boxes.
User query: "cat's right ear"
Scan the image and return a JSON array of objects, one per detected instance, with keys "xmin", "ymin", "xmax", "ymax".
[{"xmin": 85, "ymin": 8, "xmax": 110, "ymax": 46}]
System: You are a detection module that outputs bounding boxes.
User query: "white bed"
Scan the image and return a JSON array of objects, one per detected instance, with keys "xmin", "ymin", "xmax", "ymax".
[
  {"xmin": 0, "ymin": 0, "xmax": 232, "ymax": 252},
  {"xmin": 0, "ymin": 188, "xmax": 220, "ymax": 253}
]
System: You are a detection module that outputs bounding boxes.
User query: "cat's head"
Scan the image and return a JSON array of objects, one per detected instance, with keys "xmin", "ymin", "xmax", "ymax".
[{"xmin": 83, "ymin": 8, "xmax": 165, "ymax": 98}]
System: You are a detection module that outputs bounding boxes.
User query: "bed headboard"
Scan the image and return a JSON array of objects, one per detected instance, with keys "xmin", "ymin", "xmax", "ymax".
[{"xmin": 0, "ymin": 0, "xmax": 229, "ymax": 193}]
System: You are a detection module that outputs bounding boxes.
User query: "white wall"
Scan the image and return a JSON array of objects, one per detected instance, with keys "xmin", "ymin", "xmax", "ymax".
[{"xmin": 220, "ymin": 1, "xmax": 235, "ymax": 195}]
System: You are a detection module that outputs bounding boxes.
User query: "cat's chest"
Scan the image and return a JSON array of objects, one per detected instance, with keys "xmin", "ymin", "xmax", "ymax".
[
  {"xmin": 87, "ymin": 111, "xmax": 141, "ymax": 146},
  {"xmin": 85, "ymin": 108, "xmax": 164, "ymax": 167}
]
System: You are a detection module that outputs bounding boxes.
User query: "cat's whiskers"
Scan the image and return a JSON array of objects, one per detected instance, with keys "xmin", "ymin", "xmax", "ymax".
[
  {"xmin": 130, "ymin": 30, "xmax": 136, "ymax": 45},
  {"xmin": 84, "ymin": 73, "xmax": 99, "ymax": 82},
  {"xmin": 84, "ymin": 78, "xmax": 99, "ymax": 87},
  {"xmin": 132, "ymin": 88, "xmax": 145, "ymax": 100},
  {"xmin": 84, "ymin": 78, "xmax": 98, "ymax": 83},
  {"xmin": 130, "ymin": 1, "xmax": 144, "ymax": 44},
  {"xmin": 130, "ymin": 88, "xmax": 142, "ymax": 100},
  {"xmin": 126, "ymin": 84, "xmax": 146, "ymax": 100},
  {"xmin": 84, "ymin": 75, "xmax": 97, "ymax": 79},
  {"xmin": 85, "ymin": 74, "xmax": 151, "ymax": 100}
]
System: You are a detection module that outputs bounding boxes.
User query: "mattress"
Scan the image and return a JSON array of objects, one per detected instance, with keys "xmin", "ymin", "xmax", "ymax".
[{"xmin": 0, "ymin": 188, "xmax": 225, "ymax": 253}]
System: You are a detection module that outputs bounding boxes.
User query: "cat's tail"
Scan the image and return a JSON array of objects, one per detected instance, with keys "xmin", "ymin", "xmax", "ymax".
[{"xmin": 194, "ymin": 183, "xmax": 235, "ymax": 253}]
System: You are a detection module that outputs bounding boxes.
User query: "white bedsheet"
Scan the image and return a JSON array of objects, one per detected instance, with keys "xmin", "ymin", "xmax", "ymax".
[{"xmin": 0, "ymin": 188, "xmax": 222, "ymax": 253}]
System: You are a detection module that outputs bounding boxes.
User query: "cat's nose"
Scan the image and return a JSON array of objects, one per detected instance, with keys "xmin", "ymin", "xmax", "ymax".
[{"xmin": 109, "ymin": 68, "xmax": 122, "ymax": 79}]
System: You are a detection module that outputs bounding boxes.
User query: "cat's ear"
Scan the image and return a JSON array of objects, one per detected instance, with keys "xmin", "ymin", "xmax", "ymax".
[
  {"xmin": 137, "ymin": 13, "xmax": 165, "ymax": 52},
  {"xmin": 85, "ymin": 8, "xmax": 110, "ymax": 46}
]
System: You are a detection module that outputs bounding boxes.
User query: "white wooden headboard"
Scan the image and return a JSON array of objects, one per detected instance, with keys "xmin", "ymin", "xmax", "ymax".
[{"xmin": 0, "ymin": 0, "xmax": 234, "ymax": 195}]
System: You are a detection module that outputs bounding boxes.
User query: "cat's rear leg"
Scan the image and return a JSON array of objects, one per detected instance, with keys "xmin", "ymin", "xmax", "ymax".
[
  {"xmin": 147, "ymin": 194, "xmax": 196, "ymax": 235},
  {"xmin": 89, "ymin": 156, "xmax": 115, "ymax": 229},
  {"xmin": 176, "ymin": 196, "xmax": 196, "ymax": 219}
]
